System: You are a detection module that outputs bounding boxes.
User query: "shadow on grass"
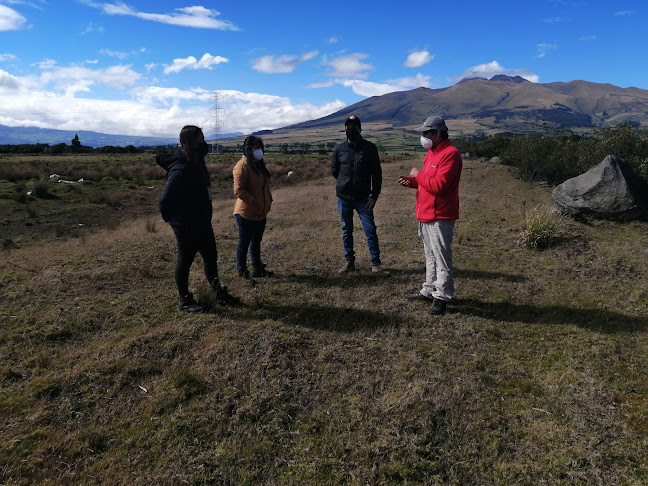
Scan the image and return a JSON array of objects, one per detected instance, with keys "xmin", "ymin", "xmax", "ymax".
[
  {"xmin": 452, "ymin": 297, "xmax": 647, "ymax": 333},
  {"xmin": 281, "ymin": 271, "xmax": 402, "ymax": 288},
  {"xmin": 242, "ymin": 302, "xmax": 402, "ymax": 332},
  {"xmin": 454, "ymin": 268, "xmax": 528, "ymax": 283}
]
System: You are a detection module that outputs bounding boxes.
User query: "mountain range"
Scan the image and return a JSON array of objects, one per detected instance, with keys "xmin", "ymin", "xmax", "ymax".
[
  {"xmin": 0, "ymin": 125, "xmax": 242, "ymax": 148},
  {"xmin": 2, "ymin": 76, "xmax": 648, "ymax": 147},
  {"xmin": 278, "ymin": 75, "xmax": 648, "ymax": 136}
]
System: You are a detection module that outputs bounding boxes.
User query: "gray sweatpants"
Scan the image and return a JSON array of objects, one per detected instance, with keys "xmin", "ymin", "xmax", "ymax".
[{"xmin": 418, "ymin": 220, "xmax": 455, "ymax": 302}]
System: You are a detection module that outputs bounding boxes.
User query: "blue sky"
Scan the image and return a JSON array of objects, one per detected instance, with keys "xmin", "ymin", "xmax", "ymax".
[{"xmin": 0, "ymin": 0, "xmax": 644, "ymax": 139}]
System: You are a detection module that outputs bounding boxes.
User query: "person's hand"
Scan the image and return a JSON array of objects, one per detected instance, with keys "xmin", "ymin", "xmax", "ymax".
[
  {"xmin": 409, "ymin": 167, "xmax": 420, "ymax": 177},
  {"xmin": 366, "ymin": 197, "xmax": 377, "ymax": 210},
  {"xmin": 397, "ymin": 176, "xmax": 411, "ymax": 187}
]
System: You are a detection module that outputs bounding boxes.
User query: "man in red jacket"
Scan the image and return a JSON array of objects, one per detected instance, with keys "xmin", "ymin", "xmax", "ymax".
[{"xmin": 397, "ymin": 116, "xmax": 462, "ymax": 314}]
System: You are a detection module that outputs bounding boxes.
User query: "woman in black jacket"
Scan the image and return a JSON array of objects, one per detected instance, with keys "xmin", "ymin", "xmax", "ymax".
[{"xmin": 157, "ymin": 125, "xmax": 239, "ymax": 312}]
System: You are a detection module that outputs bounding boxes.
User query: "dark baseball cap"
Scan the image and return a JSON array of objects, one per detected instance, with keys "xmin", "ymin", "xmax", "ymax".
[
  {"xmin": 344, "ymin": 115, "xmax": 361, "ymax": 129},
  {"xmin": 414, "ymin": 115, "xmax": 448, "ymax": 132}
]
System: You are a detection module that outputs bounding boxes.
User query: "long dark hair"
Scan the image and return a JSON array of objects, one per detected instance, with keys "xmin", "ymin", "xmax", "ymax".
[
  {"xmin": 179, "ymin": 125, "xmax": 210, "ymax": 187},
  {"xmin": 243, "ymin": 135, "xmax": 271, "ymax": 179}
]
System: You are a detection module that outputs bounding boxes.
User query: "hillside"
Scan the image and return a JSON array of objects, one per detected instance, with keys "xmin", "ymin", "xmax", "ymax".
[
  {"xmin": 278, "ymin": 76, "xmax": 648, "ymax": 136},
  {"xmin": 1, "ymin": 155, "xmax": 647, "ymax": 484}
]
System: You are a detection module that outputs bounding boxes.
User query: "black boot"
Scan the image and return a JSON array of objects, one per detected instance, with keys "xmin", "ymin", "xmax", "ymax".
[
  {"xmin": 428, "ymin": 298, "xmax": 447, "ymax": 315},
  {"xmin": 239, "ymin": 269, "xmax": 257, "ymax": 286},
  {"xmin": 213, "ymin": 283, "xmax": 241, "ymax": 306},
  {"xmin": 178, "ymin": 293, "xmax": 203, "ymax": 313},
  {"xmin": 251, "ymin": 264, "xmax": 274, "ymax": 278}
]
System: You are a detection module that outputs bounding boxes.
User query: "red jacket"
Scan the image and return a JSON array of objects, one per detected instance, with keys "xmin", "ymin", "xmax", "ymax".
[{"xmin": 406, "ymin": 139, "xmax": 462, "ymax": 222}]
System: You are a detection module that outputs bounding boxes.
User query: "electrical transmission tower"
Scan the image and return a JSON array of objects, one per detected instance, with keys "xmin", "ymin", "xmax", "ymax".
[{"xmin": 210, "ymin": 92, "xmax": 222, "ymax": 154}]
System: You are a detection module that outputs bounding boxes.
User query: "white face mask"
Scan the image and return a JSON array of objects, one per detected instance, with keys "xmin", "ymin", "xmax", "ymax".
[
  {"xmin": 252, "ymin": 148, "xmax": 264, "ymax": 161},
  {"xmin": 420, "ymin": 136, "xmax": 434, "ymax": 150}
]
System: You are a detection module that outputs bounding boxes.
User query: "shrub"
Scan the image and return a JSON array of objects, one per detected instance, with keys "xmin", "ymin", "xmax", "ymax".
[
  {"xmin": 522, "ymin": 204, "xmax": 560, "ymax": 250},
  {"xmin": 33, "ymin": 181, "xmax": 50, "ymax": 198}
]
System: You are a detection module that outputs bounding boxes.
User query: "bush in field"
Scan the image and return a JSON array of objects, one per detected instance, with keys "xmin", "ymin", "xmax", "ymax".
[
  {"xmin": 33, "ymin": 180, "xmax": 51, "ymax": 198},
  {"xmin": 471, "ymin": 124, "xmax": 648, "ymax": 184},
  {"xmin": 522, "ymin": 204, "xmax": 560, "ymax": 250}
]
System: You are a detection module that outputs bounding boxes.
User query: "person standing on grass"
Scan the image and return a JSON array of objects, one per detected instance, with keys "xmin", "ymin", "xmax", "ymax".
[
  {"xmin": 232, "ymin": 135, "xmax": 274, "ymax": 286},
  {"xmin": 331, "ymin": 115, "xmax": 389, "ymax": 276},
  {"xmin": 157, "ymin": 125, "xmax": 240, "ymax": 312},
  {"xmin": 397, "ymin": 116, "xmax": 462, "ymax": 315}
]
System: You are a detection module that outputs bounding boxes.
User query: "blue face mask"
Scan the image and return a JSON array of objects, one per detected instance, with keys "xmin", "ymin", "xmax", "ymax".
[{"xmin": 252, "ymin": 148, "xmax": 264, "ymax": 161}]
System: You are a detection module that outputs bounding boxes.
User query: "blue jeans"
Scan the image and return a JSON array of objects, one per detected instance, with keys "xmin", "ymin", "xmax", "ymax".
[
  {"xmin": 337, "ymin": 198, "xmax": 381, "ymax": 266},
  {"xmin": 235, "ymin": 214, "xmax": 266, "ymax": 273}
]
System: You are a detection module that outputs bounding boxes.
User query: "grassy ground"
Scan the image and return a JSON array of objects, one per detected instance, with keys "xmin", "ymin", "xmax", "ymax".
[{"xmin": 1, "ymin": 156, "xmax": 647, "ymax": 485}]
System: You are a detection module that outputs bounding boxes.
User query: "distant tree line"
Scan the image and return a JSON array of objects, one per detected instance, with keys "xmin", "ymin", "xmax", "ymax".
[{"xmin": 455, "ymin": 124, "xmax": 648, "ymax": 183}]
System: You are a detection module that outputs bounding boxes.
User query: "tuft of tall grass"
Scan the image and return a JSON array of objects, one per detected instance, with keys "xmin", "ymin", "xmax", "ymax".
[
  {"xmin": 33, "ymin": 180, "xmax": 50, "ymax": 198},
  {"xmin": 522, "ymin": 204, "xmax": 560, "ymax": 250}
]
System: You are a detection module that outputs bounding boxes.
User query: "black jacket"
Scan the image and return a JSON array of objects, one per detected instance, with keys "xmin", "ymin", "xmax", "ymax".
[
  {"xmin": 157, "ymin": 149, "xmax": 212, "ymax": 229},
  {"xmin": 331, "ymin": 137, "xmax": 382, "ymax": 202}
]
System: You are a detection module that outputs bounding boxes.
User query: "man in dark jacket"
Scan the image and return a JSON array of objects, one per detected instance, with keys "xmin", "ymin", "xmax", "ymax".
[{"xmin": 331, "ymin": 116, "xmax": 388, "ymax": 276}]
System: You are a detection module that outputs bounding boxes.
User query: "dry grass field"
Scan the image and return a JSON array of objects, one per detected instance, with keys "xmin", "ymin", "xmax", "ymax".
[{"xmin": 1, "ymin": 154, "xmax": 647, "ymax": 485}]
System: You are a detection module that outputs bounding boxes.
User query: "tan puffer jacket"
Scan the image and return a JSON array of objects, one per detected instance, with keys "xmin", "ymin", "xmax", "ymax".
[{"xmin": 233, "ymin": 156, "xmax": 272, "ymax": 220}]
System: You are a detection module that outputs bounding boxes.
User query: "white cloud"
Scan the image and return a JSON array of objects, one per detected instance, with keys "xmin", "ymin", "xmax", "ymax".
[
  {"xmin": 0, "ymin": 68, "xmax": 20, "ymax": 91},
  {"xmin": 451, "ymin": 61, "xmax": 539, "ymax": 83},
  {"xmin": 309, "ymin": 73, "xmax": 431, "ymax": 96},
  {"xmin": 328, "ymin": 36, "xmax": 340, "ymax": 43},
  {"xmin": 614, "ymin": 10, "xmax": 633, "ymax": 16},
  {"xmin": 251, "ymin": 51, "xmax": 318, "ymax": 74},
  {"xmin": 306, "ymin": 80, "xmax": 336, "ymax": 89},
  {"xmin": 212, "ymin": 90, "xmax": 347, "ymax": 134},
  {"xmin": 33, "ymin": 58, "xmax": 57, "ymax": 69},
  {"xmin": 327, "ymin": 53, "xmax": 373, "ymax": 78},
  {"xmin": 163, "ymin": 53, "xmax": 229, "ymax": 74},
  {"xmin": 39, "ymin": 64, "xmax": 141, "ymax": 89},
  {"xmin": 404, "ymin": 50, "xmax": 434, "ymax": 68},
  {"xmin": 82, "ymin": 2, "xmax": 240, "ymax": 30},
  {"xmin": 536, "ymin": 42, "xmax": 558, "ymax": 58},
  {"xmin": 0, "ymin": 53, "xmax": 18, "ymax": 62},
  {"xmin": 0, "ymin": 5, "xmax": 27, "ymax": 31},
  {"xmin": 0, "ymin": 66, "xmax": 347, "ymax": 138},
  {"xmin": 579, "ymin": 35, "xmax": 596, "ymax": 41},
  {"xmin": 82, "ymin": 22, "xmax": 104, "ymax": 34},
  {"xmin": 543, "ymin": 17, "xmax": 567, "ymax": 23},
  {"xmin": 99, "ymin": 49, "xmax": 130, "ymax": 60},
  {"xmin": 99, "ymin": 48, "xmax": 146, "ymax": 60},
  {"xmin": 387, "ymin": 73, "xmax": 432, "ymax": 89}
]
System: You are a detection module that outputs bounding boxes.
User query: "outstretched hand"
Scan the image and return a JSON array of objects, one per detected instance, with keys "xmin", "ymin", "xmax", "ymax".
[{"xmin": 397, "ymin": 176, "xmax": 411, "ymax": 187}]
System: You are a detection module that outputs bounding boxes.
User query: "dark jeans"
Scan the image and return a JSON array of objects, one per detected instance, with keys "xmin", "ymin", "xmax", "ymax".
[
  {"xmin": 172, "ymin": 225, "xmax": 219, "ymax": 297},
  {"xmin": 235, "ymin": 214, "xmax": 267, "ymax": 273},
  {"xmin": 337, "ymin": 197, "xmax": 381, "ymax": 266}
]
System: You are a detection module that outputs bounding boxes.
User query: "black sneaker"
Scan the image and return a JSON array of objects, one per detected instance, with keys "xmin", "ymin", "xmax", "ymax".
[
  {"xmin": 428, "ymin": 298, "xmax": 447, "ymax": 315},
  {"xmin": 178, "ymin": 293, "xmax": 203, "ymax": 313},
  {"xmin": 251, "ymin": 264, "xmax": 274, "ymax": 278},
  {"xmin": 239, "ymin": 270, "xmax": 257, "ymax": 286},
  {"xmin": 406, "ymin": 292, "xmax": 434, "ymax": 303},
  {"xmin": 215, "ymin": 285, "xmax": 241, "ymax": 306}
]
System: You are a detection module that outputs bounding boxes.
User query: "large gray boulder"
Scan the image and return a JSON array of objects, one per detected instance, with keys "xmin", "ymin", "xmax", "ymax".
[{"xmin": 552, "ymin": 155, "xmax": 648, "ymax": 220}]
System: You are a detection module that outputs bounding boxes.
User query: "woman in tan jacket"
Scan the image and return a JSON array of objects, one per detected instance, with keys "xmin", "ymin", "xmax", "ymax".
[{"xmin": 233, "ymin": 135, "xmax": 273, "ymax": 285}]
